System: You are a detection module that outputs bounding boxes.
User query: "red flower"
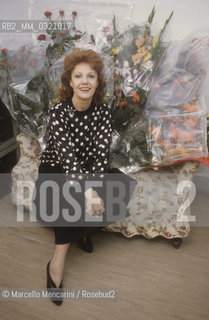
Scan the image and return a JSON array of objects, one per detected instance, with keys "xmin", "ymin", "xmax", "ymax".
[
  {"xmin": 117, "ymin": 101, "xmax": 126, "ymax": 106},
  {"xmin": 44, "ymin": 11, "xmax": 52, "ymax": 18},
  {"xmin": 13, "ymin": 61, "xmax": 19, "ymax": 68},
  {"xmin": 1, "ymin": 48, "xmax": 8, "ymax": 54},
  {"xmin": 20, "ymin": 53, "xmax": 26, "ymax": 57},
  {"xmin": 132, "ymin": 93, "xmax": 140, "ymax": 103},
  {"xmin": 29, "ymin": 60, "xmax": 36, "ymax": 67},
  {"xmin": 72, "ymin": 11, "xmax": 77, "ymax": 17},
  {"xmin": 59, "ymin": 9, "xmax": 64, "ymax": 16},
  {"xmin": 2, "ymin": 60, "xmax": 7, "ymax": 66},
  {"xmin": 102, "ymin": 26, "xmax": 110, "ymax": 32},
  {"xmin": 56, "ymin": 31, "xmax": 62, "ymax": 37},
  {"xmin": 37, "ymin": 34, "xmax": 46, "ymax": 41},
  {"xmin": 76, "ymin": 30, "xmax": 83, "ymax": 35}
]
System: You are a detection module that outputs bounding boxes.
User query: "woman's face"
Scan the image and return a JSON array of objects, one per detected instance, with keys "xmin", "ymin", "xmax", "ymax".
[{"xmin": 70, "ymin": 62, "xmax": 98, "ymax": 104}]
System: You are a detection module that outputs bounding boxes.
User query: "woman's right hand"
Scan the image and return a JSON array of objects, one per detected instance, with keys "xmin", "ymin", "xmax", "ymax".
[{"xmin": 84, "ymin": 188, "xmax": 105, "ymax": 216}]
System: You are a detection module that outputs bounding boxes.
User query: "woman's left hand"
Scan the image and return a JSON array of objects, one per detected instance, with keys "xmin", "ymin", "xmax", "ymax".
[{"xmin": 85, "ymin": 188, "xmax": 105, "ymax": 216}]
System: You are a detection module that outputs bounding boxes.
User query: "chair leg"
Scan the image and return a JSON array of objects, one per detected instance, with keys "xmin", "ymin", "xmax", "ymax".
[{"xmin": 171, "ymin": 237, "xmax": 183, "ymax": 249}]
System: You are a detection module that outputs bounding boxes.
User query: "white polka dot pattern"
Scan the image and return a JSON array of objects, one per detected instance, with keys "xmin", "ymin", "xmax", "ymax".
[{"xmin": 40, "ymin": 100, "xmax": 112, "ymax": 180}]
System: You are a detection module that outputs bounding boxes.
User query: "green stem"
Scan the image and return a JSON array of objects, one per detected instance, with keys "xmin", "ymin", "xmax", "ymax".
[
  {"xmin": 151, "ymin": 11, "xmax": 173, "ymax": 59},
  {"xmin": 148, "ymin": 6, "xmax": 156, "ymax": 24},
  {"xmin": 112, "ymin": 15, "xmax": 116, "ymax": 37}
]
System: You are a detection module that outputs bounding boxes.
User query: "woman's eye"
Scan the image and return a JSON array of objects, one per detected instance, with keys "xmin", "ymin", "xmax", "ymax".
[{"xmin": 74, "ymin": 73, "xmax": 96, "ymax": 79}]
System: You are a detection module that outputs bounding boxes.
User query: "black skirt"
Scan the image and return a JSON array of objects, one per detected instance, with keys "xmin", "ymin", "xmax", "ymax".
[{"xmin": 33, "ymin": 162, "xmax": 136, "ymax": 244}]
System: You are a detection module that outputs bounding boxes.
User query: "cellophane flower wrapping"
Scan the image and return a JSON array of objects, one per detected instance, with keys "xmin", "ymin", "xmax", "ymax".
[
  {"xmin": 0, "ymin": 8, "xmax": 85, "ymax": 142},
  {"xmin": 0, "ymin": 43, "xmax": 49, "ymax": 141},
  {"xmin": 107, "ymin": 8, "xmax": 173, "ymax": 170},
  {"xmin": 110, "ymin": 8, "xmax": 173, "ymax": 132},
  {"xmin": 145, "ymin": 28, "xmax": 209, "ymax": 166},
  {"xmin": 1, "ymin": 1, "xmax": 133, "ymax": 144}
]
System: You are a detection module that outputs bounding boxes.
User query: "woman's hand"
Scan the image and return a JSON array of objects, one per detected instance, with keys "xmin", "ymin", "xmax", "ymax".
[{"xmin": 85, "ymin": 188, "xmax": 105, "ymax": 216}]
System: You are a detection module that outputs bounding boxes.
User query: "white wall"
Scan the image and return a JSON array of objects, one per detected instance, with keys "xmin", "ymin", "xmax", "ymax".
[{"xmin": 1, "ymin": 0, "xmax": 209, "ymax": 48}]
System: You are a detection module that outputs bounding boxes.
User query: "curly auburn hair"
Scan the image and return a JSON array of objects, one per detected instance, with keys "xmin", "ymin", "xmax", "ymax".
[{"xmin": 58, "ymin": 48, "xmax": 106, "ymax": 105}]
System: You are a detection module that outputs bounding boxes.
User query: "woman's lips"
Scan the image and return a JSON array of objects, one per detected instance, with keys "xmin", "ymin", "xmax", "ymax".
[{"xmin": 80, "ymin": 87, "xmax": 91, "ymax": 92}]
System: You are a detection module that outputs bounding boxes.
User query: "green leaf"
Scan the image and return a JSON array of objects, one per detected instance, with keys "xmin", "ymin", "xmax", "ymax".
[
  {"xmin": 16, "ymin": 93, "xmax": 42, "ymax": 111},
  {"xmin": 27, "ymin": 74, "xmax": 46, "ymax": 91}
]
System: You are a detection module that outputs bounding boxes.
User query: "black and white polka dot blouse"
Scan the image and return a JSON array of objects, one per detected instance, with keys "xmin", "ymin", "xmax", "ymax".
[{"xmin": 40, "ymin": 98, "xmax": 112, "ymax": 179}]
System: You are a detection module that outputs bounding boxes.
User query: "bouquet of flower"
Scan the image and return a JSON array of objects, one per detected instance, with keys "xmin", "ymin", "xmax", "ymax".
[
  {"xmin": 145, "ymin": 29, "xmax": 209, "ymax": 166},
  {"xmin": 0, "ymin": 9, "xmax": 83, "ymax": 139},
  {"xmin": 111, "ymin": 28, "xmax": 209, "ymax": 169},
  {"xmin": 110, "ymin": 7, "xmax": 173, "ymax": 132},
  {"xmin": 42, "ymin": 10, "xmax": 84, "ymax": 65},
  {"xmin": 0, "ymin": 44, "xmax": 49, "ymax": 139}
]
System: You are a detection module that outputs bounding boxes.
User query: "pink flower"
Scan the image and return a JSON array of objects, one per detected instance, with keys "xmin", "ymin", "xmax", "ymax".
[
  {"xmin": 59, "ymin": 9, "xmax": 64, "ymax": 16},
  {"xmin": 76, "ymin": 30, "xmax": 83, "ymax": 35},
  {"xmin": 72, "ymin": 11, "xmax": 77, "ymax": 17},
  {"xmin": 20, "ymin": 53, "xmax": 26, "ymax": 57},
  {"xmin": 102, "ymin": 26, "xmax": 110, "ymax": 32},
  {"xmin": 37, "ymin": 34, "xmax": 46, "ymax": 41},
  {"xmin": 1, "ymin": 48, "xmax": 8, "ymax": 54},
  {"xmin": 29, "ymin": 60, "xmax": 36, "ymax": 67},
  {"xmin": 192, "ymin": 37, "xmax": 197, "ymax": 43},
  {"xmin": 107, "ymin": 34, "xmax": 113, "ymax": 41},
  {"xmin": 13, "ymin": 61, "xmax": 19, "ymax": 68},
  {"xmin": 44, "ymin": 11, "xmax": 52, "ymax": 18},
  {"xmin": 88, "ymin": 41, "xmax": 95, "ymax": 45}
]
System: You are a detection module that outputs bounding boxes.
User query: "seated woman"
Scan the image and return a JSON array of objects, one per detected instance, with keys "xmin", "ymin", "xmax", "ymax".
[{"xmin": 34, "ymin": 48, "xmax": 135, "ymax": 305}]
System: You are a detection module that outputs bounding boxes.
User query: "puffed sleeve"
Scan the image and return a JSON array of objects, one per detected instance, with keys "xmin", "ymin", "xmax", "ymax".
[
  {"xmin": 88, "ymin": 105, "xmax": 112, "ymax": 176},
  {"xmin": 48, "ymin": 103, "xmax": 83, "ymax": 175}
]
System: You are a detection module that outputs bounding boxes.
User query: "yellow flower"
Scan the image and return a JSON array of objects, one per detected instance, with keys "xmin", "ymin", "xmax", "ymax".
[
  {"xmin": 152, "ymin": 36, "xmax": 157, "ymax": 48},
  {"xmin": 111, "ymin": 47, "xmax": 119, "ymax": 56},
  {"xmin": 143, "ymin": 51, "xmax": 151, "ymax": 64}
]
